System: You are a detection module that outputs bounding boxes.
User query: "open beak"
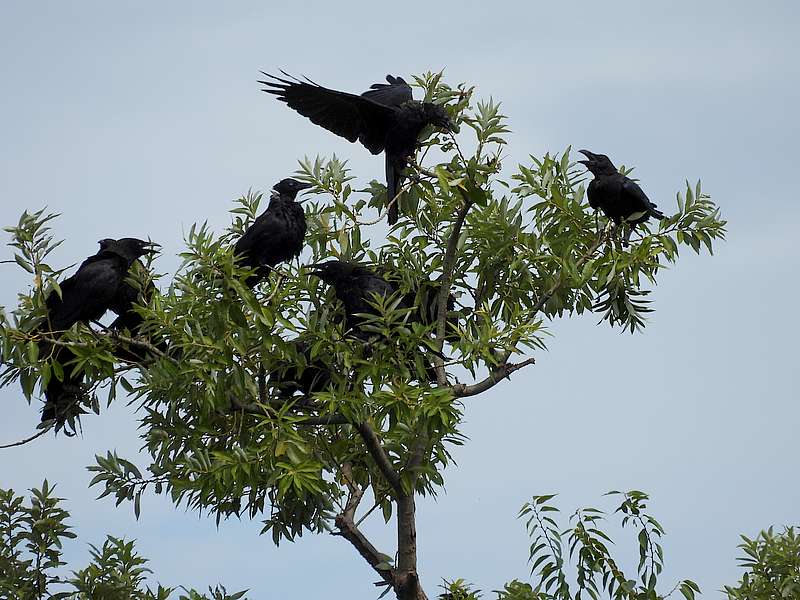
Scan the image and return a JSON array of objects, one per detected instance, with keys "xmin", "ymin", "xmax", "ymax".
[
  {"xmin": 577, "ymin": 149, "xmax": 596, "ymax": 167},
  {"xmin": 144, "ymin": 241, "xmax": 162, "ymax": 254},
  {"xmin": 305, "ymin": 263, "xmax": 325, "ymax": 277}
]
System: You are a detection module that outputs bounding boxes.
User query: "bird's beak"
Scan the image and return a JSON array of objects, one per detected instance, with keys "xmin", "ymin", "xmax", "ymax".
[
  {"xmin": 144, "ymin": 242, "xmax": 162, "ymax": 253},
  {"xmin": 305, "ymin": 263, "xmax": 324, "ymax": 277},
  {"xmin": 577, "ymin": 149, "xmax": 595, "ymax": 167},
  {"xmin": 446, "ymin": 119, "xmax": 459, "ymax": 133},
  {"xmin": 296, "ymin": 182, "xmax": 314, "ymax": 191}
]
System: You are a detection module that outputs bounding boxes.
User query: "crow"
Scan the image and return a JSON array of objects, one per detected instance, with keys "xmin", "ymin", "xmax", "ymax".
[
  {"xmin": 234, "ymin": 178, "xmax": 311, "ymax": 287},
  {"xmin": 96, "ymin": 238, "xmax": 166, "ymax": 362},
  {"xmin": 271, "ymin": 338, "xmax": 333, "ymax": 399},
  {"xmin": 578, "ymin": 150, "xmax": 666, "ymax": 242},
  {"xmin": 308, "ymin": 260, "xmax": 455, "ymax": 382},
  {"xmin": 259, "ymin": 72, "xmax": 457, "ymax": 225},
  {"xmin": 307, "ymin": 260, "xmax": 403, "ymax": 337},
  {"xmin": 38, "ymin": 238, "xmax": 158, "ymax": 430}
]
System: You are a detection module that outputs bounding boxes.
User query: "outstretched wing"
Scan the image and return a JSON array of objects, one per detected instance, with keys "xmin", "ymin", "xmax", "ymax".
[
  {"xmin": 360, "ymin": 75, "xmax": 413, "ymax": 107},
  {"xmin": 260, "ymin": 72, "xmax": 396, "ymax": 154}
]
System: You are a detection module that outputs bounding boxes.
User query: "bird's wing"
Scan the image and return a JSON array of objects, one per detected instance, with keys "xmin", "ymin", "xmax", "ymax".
[
  {"xmin": 360, "ymin": 75, "xmax": 413, "ymax": 107},
  {"xmin": 260, "ymin": 72, "xmax": 396, "ymax": 154},
  {"xmin": 621, "ymin": 178, "xmax": 655, "ymax": 210},
  {"xmin": 47, "ymin": 259, "xmax": 120, "ymax": 329}
]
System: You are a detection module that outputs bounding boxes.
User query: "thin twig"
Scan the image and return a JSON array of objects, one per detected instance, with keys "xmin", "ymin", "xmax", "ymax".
[
  {"xmin": 0, "ymin": 426, "xmax": 51, "ymax": 449},
  {"xmin": 450, "ymin": 357, "xmax": 536, "ymax": 398}
]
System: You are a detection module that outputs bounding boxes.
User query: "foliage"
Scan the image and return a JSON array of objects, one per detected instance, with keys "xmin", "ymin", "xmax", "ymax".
[
  {"xmin": 0, "ymin": 72, "xmax": 726, "ymax": 599},
  {"xmin": 724, "ymin": 526, "xmax": 800, "ymax": 599},
  {"xmin": 0, "ymin": 482, "xmax": 246, "ymax": 600},
  {"xmin": 442, "ymin": 492, "xmax": 701, "ymax": 600}
]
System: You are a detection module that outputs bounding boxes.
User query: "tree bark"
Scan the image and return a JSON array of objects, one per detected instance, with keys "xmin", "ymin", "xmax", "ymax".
[{"xmin": 395, "ymin": 491, "xmax": 428, "ymax": 600}]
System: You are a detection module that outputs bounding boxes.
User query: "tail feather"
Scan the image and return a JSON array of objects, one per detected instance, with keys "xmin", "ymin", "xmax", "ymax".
[
  {"xmin": 386, "ymin": 156, "xmax": 399, "ymax": 225},
  {"xmin": 649, "ymin": 204, "xmax": 666, "ymax": 220}
]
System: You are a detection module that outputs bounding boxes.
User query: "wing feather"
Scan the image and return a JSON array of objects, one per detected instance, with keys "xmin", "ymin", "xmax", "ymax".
[{"xmin": 259, "ymin": 72, "xmax": 395, "ymax": 154}]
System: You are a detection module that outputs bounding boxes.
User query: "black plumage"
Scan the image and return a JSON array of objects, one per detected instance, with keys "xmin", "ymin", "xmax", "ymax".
[
  {"xmin": 38, "ymin": 238, "xmax": 158, "ymax": 429},
  {"xmin": 234, "ymin": 178, "xmax": 311, "ymax": 287},
  {"xmin": 308, "ymin": 261, "xmax": 458, "ymax": 382},
  {"xmin": 259, "ymin": 72, "xmax": 457, "ymax": 225},
  {"xmin": 96, "ymin": 239, "xmax": 166, "ymax": 362},
  {"xmin": 578, "ymin": 150, "xmax": 666, "ymax": 241},
  {"xmin": 307, "ymin": 260, "xmax": 401, "ymax": 337},
  {"xmin": 271, "ymin": 338, "xmax": 333, "ymax": 399}
]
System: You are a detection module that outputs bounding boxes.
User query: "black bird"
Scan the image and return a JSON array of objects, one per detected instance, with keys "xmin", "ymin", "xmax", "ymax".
[
  {"xmin": 271, "ymin": 338, "xmax": 333, "ymax": 399},
  {"xmin": 307, "ymin": 260, "xmax": 402, "ymax": 336},
  {"xmin": 578, "ymin": 150, "xmax": 666, "ymax": 242},
  {"xmin": 259, "ymin": 72, "xmax": 457, "ymax": 225},
  {"xmin": 234, "ymin": 178, "xmax": 311, "ymax": 287},
  {"xmin": 308, "ymin": 261, "xmax": 455, "ymax": 382},
  {"xmin": 97, "ymin": 238, "xmax": 166, "ymax": 361},
  {"xmin": 39, "ymin": 238, "xmax": 158, "ymax": 429}
]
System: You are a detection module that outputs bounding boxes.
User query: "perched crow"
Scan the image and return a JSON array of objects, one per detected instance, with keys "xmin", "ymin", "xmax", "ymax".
[
  {"xmin": 578, "ymin": 150, "xmax": 666, "ymax": 242},
  {"xmin": 96, "ymin": 238, "xmax": 166, "ymax": 361},
  {"xmin": 234, "ymin": 178, "xmax": 311, "ymax": 287},
  {"xmin": 39, "ymin": 238, "xmax": 158, "ymax": 429},
  {"xmin": 259, "ymin": 72, "xmax": 457, "ymax": 225},
  {"xmin": 271, "ymin": 338, "xmax": 333, "ymax": 399},
  {"xmin": 308, "ymin": 260, "xmax": 455, "ymax": 382},
  {"xmin": 307, "ymin": 260, "xmax": 403, "ymax": 336}
]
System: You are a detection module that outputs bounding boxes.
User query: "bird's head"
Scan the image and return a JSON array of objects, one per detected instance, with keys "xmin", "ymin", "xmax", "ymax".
[
  {"xmin": 272, "ymin": 178, "xmax": 313, "ymax": 200},
  {"xmin": 422, "ymin": 103, "xmax": 458, "ymax": 133},
  {"xmin": 99, "ymin": 238, "xmax": 160, "ymax": 264},
  {"xmin": 578, "ymin": 150, "xmax": 617, "ymax": 175},
  {"xmin": 306, "ymin": 260, "xmax": 361, "ymax": 286}
]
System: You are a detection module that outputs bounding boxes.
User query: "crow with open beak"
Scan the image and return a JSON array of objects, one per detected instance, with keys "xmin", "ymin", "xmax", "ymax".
[{"xmin": 578, "ymin": 150, "xmax": 666, "ymax": 243}]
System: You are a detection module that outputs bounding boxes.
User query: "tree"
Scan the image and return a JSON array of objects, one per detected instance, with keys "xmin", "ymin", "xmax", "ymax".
[
  {"xmin": 0, "ymin": 482, "xmax": 245, "ymax": 599},
  {"xmin": 724, "ymin": 526, "xmax": 800, "ymax": 599},
  {"xmin": 0, "ymin": 73, "xmax": 726, "ymax": 599}
]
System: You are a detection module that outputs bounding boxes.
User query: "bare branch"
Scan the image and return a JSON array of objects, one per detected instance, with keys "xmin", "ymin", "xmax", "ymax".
[
  {"xmin": 451, "ymin": 357, "xmax": 536, "ymax": 398},
  {"xmin": 334, "ymin": 512, "xmax": 395, "ymax": 587},
  {"xmin": 0, "ymin": 426, "xmax": 51, "ymax": 450}
]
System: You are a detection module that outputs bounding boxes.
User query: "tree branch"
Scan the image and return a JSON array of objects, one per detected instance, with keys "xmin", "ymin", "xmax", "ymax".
[
  {"xmin": 450, "ymin": 357, "xmax": 536, "ymax": 398},
  {"xmin": 529, "ymin": 229, "xmax": 607, "ymax": 318},
  {"xmin": 433, "ymin": 189, "xmax": 474, "ymax": 386},
  {"xmin": 356, "ymin": 421, "xmax": 402, "ymax": 494},
  {"xmin": 0, "ymin": 426, "xmax": 51, "ymax": 450},
  {"xmin": 334, "ymin": 512, "xmax": 395, "ymax": 587}
]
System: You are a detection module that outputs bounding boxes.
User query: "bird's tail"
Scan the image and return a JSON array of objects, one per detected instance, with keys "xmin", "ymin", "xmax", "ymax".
[{"xmin": 386, "ymin": 156, "xmax": 400, "ymax": 226}]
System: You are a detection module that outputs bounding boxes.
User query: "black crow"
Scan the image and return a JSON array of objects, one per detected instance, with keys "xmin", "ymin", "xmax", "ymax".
[
  {"xmin": 96, "ymin": 238, "xmax": 166, "ymax": 362},
  {"xmin": 234, "ymin": 178, "xmax": 311, "ymax": 287},
  {"xmin": 39, "ymin": 238, "xmax": 158, "ymax": 429},
  {"xmin": 308, "ymin": 260, "xmax": 455, "ymax": 382},
  {"xmin": 271, "ymin": 338, "xmax": 333, "ymax": 399},
  {"xmin": 259, "ymin": 72, "xmax": 457, "ymax": 225},
  {"xmin": 578, "ymin": 150, "xmax": 666, "ymax": 242},
  {"xmin": 307, "ymin": 260, "xmax": 401, "ymax": 336}
]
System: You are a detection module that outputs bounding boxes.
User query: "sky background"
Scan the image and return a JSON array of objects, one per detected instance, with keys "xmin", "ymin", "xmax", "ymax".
[{"xmin": 1, "ymin": 1, "xmax": 798, "ymax": 598}]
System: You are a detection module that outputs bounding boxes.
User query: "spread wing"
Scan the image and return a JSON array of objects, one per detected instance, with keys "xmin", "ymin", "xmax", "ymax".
[
  {"xmin": 360, "ymin": 75, "xmax": 413, "ymax": 107},
  {"xmin": 260, "ymin": 72, "xmax": 396, "ymax": 154}
]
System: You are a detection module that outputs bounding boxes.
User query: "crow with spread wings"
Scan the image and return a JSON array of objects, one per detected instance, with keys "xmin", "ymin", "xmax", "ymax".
[{"xmin": 259, "ymin": 72, "xmax": 457, "ymax": 225}]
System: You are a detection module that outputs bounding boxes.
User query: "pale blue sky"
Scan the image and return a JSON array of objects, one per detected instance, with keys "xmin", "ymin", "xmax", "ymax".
[{"xmin": 1, "ymin": 2, "xmax": 798, "ymax": 598}]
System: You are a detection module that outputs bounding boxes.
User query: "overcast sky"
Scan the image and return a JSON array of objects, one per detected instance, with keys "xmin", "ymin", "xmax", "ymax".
[{"xmin": 1, "ymin": 2, "xmax": 798, "ymax": 598}]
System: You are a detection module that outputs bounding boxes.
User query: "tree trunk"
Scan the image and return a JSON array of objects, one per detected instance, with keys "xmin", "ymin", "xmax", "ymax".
[{"xmin": 395, "ymin": 492, "xmax": 428, "ymax": 600}]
